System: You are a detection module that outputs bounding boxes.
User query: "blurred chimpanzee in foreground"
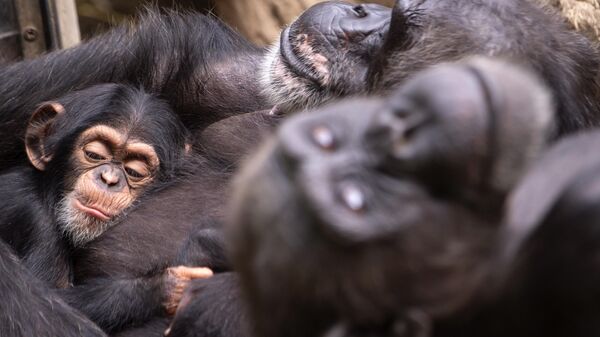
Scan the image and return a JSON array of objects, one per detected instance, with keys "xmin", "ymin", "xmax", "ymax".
[{"xmin": 228, "ymin": 57, "xmax": 555, "ymax": 337}]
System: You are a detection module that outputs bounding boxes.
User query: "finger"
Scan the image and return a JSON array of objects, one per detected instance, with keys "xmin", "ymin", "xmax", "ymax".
[{"xmin": 178, "ymin": 266, "xmax": 214, "ymax": 279}]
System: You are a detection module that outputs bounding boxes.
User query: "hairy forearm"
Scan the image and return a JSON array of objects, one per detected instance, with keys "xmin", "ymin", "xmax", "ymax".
[
  {"xmin": 59, "ymin": 276, "xmax": 166, "ymax": 333},
  {"xmin": 0, "ymin": 241, "xmax": 107, "ymax": 337}
]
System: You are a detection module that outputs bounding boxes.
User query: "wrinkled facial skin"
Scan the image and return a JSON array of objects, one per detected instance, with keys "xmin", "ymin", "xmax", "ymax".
[
  {"xmin": 262, "ymin": 1, "xmax": 391, "ymax": 114},
  {"xmin": 58, "ymin": 125, "xmax": 159, "ymax": 246},
  {"xmin": 230, "ymin": 59, "xmax": 553, "ymax": 337}
]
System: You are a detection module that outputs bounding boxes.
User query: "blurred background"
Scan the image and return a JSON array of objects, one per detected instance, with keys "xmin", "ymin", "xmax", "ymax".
[{"xmin": 0, "ymin": 0, "xmax": 598, "ymax": 65}]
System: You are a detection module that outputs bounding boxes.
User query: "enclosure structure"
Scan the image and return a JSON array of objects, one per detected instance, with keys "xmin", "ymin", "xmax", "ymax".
[{"xmin": 0, "ymin": 0, "xmax": 79, "ymax": 64}]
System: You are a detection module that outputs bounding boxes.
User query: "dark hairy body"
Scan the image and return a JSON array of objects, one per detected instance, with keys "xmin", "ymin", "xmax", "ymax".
[
  {"xmin": 0, "ymin": 239, "xmax": 107, "ymax": 337},
  {"xmin": 366, "ymin": 0, "xmax": 600, "ymax": 135},
  {"xmin": 435, "ymin": 130, "xmax": 600, "ymax": 337}
]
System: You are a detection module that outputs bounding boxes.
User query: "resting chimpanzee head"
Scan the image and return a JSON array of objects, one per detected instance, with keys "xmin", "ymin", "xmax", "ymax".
[
  {"xmin": 262, "ymin": 1, "xmax": 391, "ymax": 113},
  {"xmin": 24, "ymin": 83, "xmax": 189, "ymax": 246},
  {"xmin": 229, "ymin": 58, "xmax": 554, "ymax": 337},
  {"xmin": 265, "ymin": 0, "xmax": 599, "ymax": 134}
]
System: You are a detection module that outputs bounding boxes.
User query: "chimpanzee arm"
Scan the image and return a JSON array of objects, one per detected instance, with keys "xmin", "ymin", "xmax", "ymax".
[
  {"xmin": 58, "ymin": 275, "xmax": 167, "ymax": 334},
  {"xmin": 0, "ymin": 240, "xmax": 107, "ymax": 337},
  {"xmin": 60, "ymin": 226, "xmax": 231, "ymax": 334},
  {"xmin": 0, "ymin": 12, "xmax": 268, "ymax": 166}
]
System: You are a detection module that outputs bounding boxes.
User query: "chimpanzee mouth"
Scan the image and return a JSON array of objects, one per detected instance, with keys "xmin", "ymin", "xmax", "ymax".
[
  {"xmin": 72, "ymin": 198, "xmax": 111, "ymax": 221},
  {"xmin": 279, "ymin": 27, "xmax": 324, "ymax": 87}
]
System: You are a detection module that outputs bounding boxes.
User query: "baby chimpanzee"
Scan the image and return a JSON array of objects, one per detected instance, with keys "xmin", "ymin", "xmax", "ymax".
[{"xmin": 0, "ymin": 83, "xmax": 211, "ymax": 326}]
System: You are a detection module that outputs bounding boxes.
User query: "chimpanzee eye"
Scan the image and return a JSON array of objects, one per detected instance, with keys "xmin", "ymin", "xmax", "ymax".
[
  {"xmin": 84, "ymin": 151, "xmax": 106, "ymax": 161},
  {"xmin": 352, "ymin": 5, "xmax": 367, "ymax": 18},
  {"xmin": 125, "ymin": 167, "xmax": 145, "ymax": 179},
  {"xmin": 83, "ymin": 141, "xmax": 111, "ymax": 162},
  {"xmin": 124, "ymin": 159, "xmax": 151, "ymax": 181}
]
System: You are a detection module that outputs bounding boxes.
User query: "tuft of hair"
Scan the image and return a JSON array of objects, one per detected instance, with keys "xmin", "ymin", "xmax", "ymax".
[
  {"xmin": 260, "ymin": 41, "xmax": 335, "ymax": 114},
  {"xmin": 56, "ymin": 196, "xmax": 115, "ymax": 247}
]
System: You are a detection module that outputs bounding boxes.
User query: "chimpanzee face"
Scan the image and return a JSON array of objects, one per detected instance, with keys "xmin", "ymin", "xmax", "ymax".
[
  {"xmin": 56, "ymin": 124, "xmax": 160, "ymax": 246},
  {"xmin": 24, "ymin": 84, "xmax": 188, "ymax": 246},
  {"xmin": 262, "ymin": 1, "xmax": 391, "ymax": 114}
]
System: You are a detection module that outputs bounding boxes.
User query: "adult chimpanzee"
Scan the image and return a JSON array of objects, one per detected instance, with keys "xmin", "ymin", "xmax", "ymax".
[
  {"xmin": 0, "ymin": 239, "xmax": 107, "ymax": 337},
  {"xmin": 0, "ymin": 83, "xmax": 216, "ymax": 329},
  {"xmin": 227, "ymin": 57, "xmax": 555, "ymax": 337},
  {"xmin": 263, "ymin": 0, "xmax": 600, "ymax": 135}
]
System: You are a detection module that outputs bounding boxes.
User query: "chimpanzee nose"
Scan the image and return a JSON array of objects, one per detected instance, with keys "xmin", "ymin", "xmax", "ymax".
[
  {"xmin": 95, "ymin": 164, "xmax": 126, "ymax": 191},
  {"xmin": 101, "ymin": 170, "xmax": 119, "ymax": 186},
  {"xmin": 291, "ymin": 1, "xmax": 391, "ymax": 41}
]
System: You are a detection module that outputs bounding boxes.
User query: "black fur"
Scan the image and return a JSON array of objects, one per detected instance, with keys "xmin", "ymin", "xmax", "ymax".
[
  {"xmin": 0, "ymin": 239, "xmax": 107, "ymax": 337},
  {"xmin": 433, "ymin": 130, "xmax": 600, "ymax": 337},
  {"xmin": 367, "ymin": 0, "xmax": 600, "ymax": 135}
]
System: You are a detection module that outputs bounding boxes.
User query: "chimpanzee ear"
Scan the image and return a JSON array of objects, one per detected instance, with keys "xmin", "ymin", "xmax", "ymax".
[{"xmin": 25, "ymin": 102, "xmax": 65, "ymax": 171}]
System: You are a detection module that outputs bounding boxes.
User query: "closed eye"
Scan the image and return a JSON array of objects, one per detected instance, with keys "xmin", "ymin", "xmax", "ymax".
[
  {"xmin": 124, "ymin": 159, "xmax": 151, "ymax": 181},
  {"xmin": 125, "ymin": 167, "xmax": 145, "ymax": 179},
  {"xmin": 85, "ymin": 150, "xmax": 106, "ymax": 161}
]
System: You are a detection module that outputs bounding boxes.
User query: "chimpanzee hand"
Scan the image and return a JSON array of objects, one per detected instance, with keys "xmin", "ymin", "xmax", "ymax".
[
  {"xmin": 165, "ymin": 272, "xmax": 250, "ymax": 337},
  {"xmin": 163, "ymin": 266, "xmax": 213, "ymax": 316}
]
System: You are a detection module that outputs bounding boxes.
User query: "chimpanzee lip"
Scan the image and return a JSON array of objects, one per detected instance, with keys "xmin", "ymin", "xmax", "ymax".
[
  {"xmin": 279, "ymin": 27, "xmax": 323, "ymax": 87},
  {"xmin": 73, "ymin": 199, "xmax": 111, "ymax": 221}
]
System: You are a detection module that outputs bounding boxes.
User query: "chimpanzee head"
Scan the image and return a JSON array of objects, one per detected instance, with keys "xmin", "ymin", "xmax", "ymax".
[
  {"xmin": 262, "ymin": 1, "xmax": 391, "ymax": 114},
  {"xmin": 229, "ymin": 58, "xmax": 554, "ymax": 337},
  {"xmin": 264, "ymin": 0, "xmax": 598, "ymax": 134},
  {"xmin": 25, "ymin": 83, "xmax": 190, "ymax": 246}
]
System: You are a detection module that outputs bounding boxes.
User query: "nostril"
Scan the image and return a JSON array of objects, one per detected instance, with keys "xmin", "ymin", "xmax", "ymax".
[
  {"xmin": 352, "ymin": 5, "xmax": 368, "ymax": 18},
  {"xmin": 311, "ymin": 125, "xmax": 336, "ymax": 151},
  {"xmin": 338, "ymin": 182, "xmax": 366, "ymax": 212}
]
